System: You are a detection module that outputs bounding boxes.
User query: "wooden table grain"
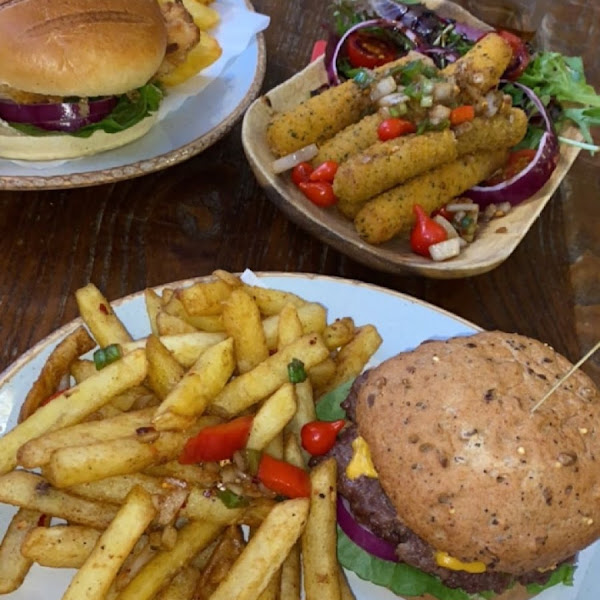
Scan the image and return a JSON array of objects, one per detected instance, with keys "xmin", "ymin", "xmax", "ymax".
[{"xmin": 0, "ymin": 0, "xmax": 598, "ymax": 383}]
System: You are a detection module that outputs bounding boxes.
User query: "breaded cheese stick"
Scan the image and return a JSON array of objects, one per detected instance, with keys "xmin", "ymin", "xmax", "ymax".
[
  {"xmin": 354, "ymin": 150, "xmax": 508, "ymax": 244},
  {"xmin": 334, "ymin": 108, "xmax": 527, "ymax": 216},
  {"xmin": 335, "ymin": 129, "xmax": 458, "ymax": 218},
  {"xmin": 442, "ymin": 33, "xmax": 513, "ymax": 95},
  {"xmin": 266, "ymin": 52, "xmax": 430, "ymax": 157}
]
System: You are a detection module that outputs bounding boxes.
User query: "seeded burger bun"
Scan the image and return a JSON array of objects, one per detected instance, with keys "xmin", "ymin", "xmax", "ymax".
[
  {"xmin": 331, "ymin": 331, "xmax": 600, "ymax": 599},
  {"xmin": 0, "ymin": 0, "xmax": 182, "ymax": 160}
]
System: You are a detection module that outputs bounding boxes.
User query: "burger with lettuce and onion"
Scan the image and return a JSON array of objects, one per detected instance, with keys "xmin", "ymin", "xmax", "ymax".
[
  {"xmin": 0, "ymin": 0, "xmax": 201, "ymax": 160},
  {"xmin": 315, "ymin": 331, "xmax": 600, "ymax": 600}
]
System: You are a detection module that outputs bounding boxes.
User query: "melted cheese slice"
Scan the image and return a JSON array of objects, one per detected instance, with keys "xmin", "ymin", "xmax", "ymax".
[
  {"xmin": 435, "ymin": 551, "xmax": 486, "ymax": 573},
  {"xmin": 346, "ymin": 436, "xmax": 379, "ymax": 480}
]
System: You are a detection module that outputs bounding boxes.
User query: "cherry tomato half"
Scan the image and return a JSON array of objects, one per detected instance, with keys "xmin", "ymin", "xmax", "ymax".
[
  {"xmin": 377, "ymin": 118, "xmax": 417, "ymax": 142},
  {"xmin": 410, "ymin": 204, "xmax": 448, "ymax": 257},
  {"xmin": 309, "ymin": 160, "xmax": 339, "ymax": 183},
  {"xmin": 346, "ymin": 31, "xmax": 397, "ymax": 69},
  {"xmin": 301, "ymin": 420, "xmax": 346, "ymax": 456},
  {"xmin": 485, "ymin": 148, "xmax": 537, "ymax": 185},
  {"xmin": 298, "ymin": 181, "xmax": 338, "ymax": 207},
  {"xmin": 496, "ymin": 30, "xmax": 531, "ymax": 80},
  {"xmin": 291, "ymin": 162, "xmax": 314, "ymax": 186}
]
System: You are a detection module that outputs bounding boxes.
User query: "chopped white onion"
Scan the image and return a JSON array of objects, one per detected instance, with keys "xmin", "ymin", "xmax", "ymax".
[
  {"xmin": 429, "ymin": 104, "xmax": 452, "ymax": 125},
  {"xmin": 433, "ymin": 82, "xmax": 457, "ymax": 103},
  {"xmin": 370, "ymin": 76, "xmax": 397, "ymax": 102},
  {"xmin": 484, "ymin": 90, "xmax": 500, "ymax": 118},
  {"xmin": 446, "ymin": 202, "xmax": 479, "ymax": 213},
  {"xmin": 429, "ymin": 237, "xmax": 461, "ymax": 261},
  {"xmin": 272, "ymin": 143, "xmax": 319, "ymax": 174},
  {"xmin": 378, "ymin": 92, "xmax": 409, "ymax": 107},
  {"xmin": 433, "ymin": 214, "xmax": 459, "ymax": 238}
]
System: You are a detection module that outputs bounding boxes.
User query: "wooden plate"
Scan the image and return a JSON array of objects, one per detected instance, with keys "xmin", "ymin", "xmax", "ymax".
[{"xmin": 241, "ymin": 0, "xmax": 581, "ymax": 279}]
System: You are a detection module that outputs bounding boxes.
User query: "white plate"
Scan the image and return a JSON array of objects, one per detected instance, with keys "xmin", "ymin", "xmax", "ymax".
[
  {"xmin": 0, "ymin": 0, "xmax": 267, "ymax": 191},
  {"xmin": 0, "ymin": 273, "xmax": 597, "ymax": 599}
]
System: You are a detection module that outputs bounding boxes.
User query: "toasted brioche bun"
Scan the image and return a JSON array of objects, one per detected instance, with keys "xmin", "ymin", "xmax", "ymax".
[
  {"xmin": 0, "ymin": 0, "xmax": 167, "ymax": 97},
  {"xmin": 0, "ymin": 113, "xmax": 158, "ymax": 160},
  {"xmin": 354, "ymin": 331, "xmax": 600, "ymax": 575}
]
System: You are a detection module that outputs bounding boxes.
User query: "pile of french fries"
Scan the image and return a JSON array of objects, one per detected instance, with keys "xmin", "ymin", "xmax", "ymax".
[{"xmin": 0, "ymin": 270, "xmax": 382, "ymax": 600}]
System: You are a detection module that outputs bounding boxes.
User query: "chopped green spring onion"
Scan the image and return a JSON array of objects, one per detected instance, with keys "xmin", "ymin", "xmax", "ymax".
[
  {"xmin": 287, "ymin": 358, "xmax": 307, "ymax": 384},
  {"xmin": 217, "ymin": 488, "xmax": 250, "ymax": 509},
  {"xmin": 93, "ymin": 344, "xmax": 122, "ymax": 370}
]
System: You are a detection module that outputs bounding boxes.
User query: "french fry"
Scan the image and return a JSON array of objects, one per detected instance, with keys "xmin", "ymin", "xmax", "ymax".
[
  {"xmin": 257, "ymin": 570, "xmax": 281, "ymax": 600},
  {"xmin": 308, "ymin": 357, "xmax": 337, "ymax": 394},
  {"xmin": 62, "ymin": 486, "xmax": 156, "ymax": 600},
  {"xmin": 263, "ymin": 302, "xmax": 327, "ymax": 350},
  {"xmin": 156, "ymin": 565, "xmax": 202, "ymax": 600},
  {"xmin": 244, "ymin": 285, "xmax": 306, "ymax": 316},
  {"xmin": 0, "ymin": 508, "xmax": 42, "ymax": 593},
  {"xmin": 18, "ymin": 325, "xmax": 95, "ymax": 422},
  {"xmin": 212, "ymin": 269, "xmax": 242, "ymax": 288},
  {"xmin": 285, "ymin": 379, "xmax": 316, "ymax": 453},
  {"xmin": 177, "ymin": 279, "xmax": 233, "ymax": 316},
  {"xmin": 115, "ymin": 520, "xmax": 225, "ymax": 600},
  {"xmin": 75, "ymin": 283, "xmax": 133, "ymax": 346},
  {"xmin": 323, "ymin": 317, "xmax": 356, "ymax": 351},
  {"xmin": 283, "ymin": 431, "xmax": 306, "ymax": 469},
  {"xmin": 0, "ymin": 471, "xmax": 118, "ymax": 528},
  {"xmin": 0, "ymin": 349, "xmax": 148, "ymax": 475},
  {"xmin": 157, "ymin": 311, "xmax": 198, "ymax": 335},
  {"xmin": 153, "ymin": 338, "xmax": 235, "ymax": 430},
  {"xmin": 44, "ymin": 417, "xmax": 220, "ymax": 488},
  {"xmin": 144, "ymin": 461, "xmax": 220, "ymax": 487},
  {"xmin": 67, "ymin": 472, "xmax": 169, "ymax": 504},
  {"xmin": 209, "ymin": 333, "xmax": 329, "ymax": 417},
  {"xmin": 277, "ymin": 304, "xmax": 304, "ymax": 350},
  {"xmin": 122, "ymin": 332, "xmax": 227, "ymax": 368},
  {"xmin": 182, "ymin": 0, "xmax": 220, "ymax": 30},
  {"xmin": 17, "ymin": 407, "xmax": 156, "ymax": 469},
  {"xmin": 144, "ymin": 288, "xmax": 162, "ymax": 336},
  {"xmin": 246, "ymin": 383, "xmax": 297, "ymax": 451},
  {"xmin": 208, "ymin": 498, "xmax": 310, "ymax": 600},
  {"xmin": 21, "ymin": 525, "xmax": 101, "ymax": 568},
  {"xmin": 69, "ymin": 358, "xmax": 96, "ymax": 382},
  {"xmin": 163, "ymin": 294, "xmax": 225, "ymax": 332},
  {"xmin": 146, "ymin": 334, "xmax": 186, "ymax": 400},
  {"xmin": 223, "ymin": 288, "xmax": 269, "ymax": 373},
  {"xmin": 302, "ymin": 458, "xmax": 341, "ymax": 600},
  {"xmin": 323, "ymin": 325, "xmax": 382, "ymax": 394}
]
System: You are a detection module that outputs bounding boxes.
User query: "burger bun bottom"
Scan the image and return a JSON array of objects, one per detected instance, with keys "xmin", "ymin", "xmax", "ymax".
[{"xmin": 0, "ymin": 113, "xmax": 159, "ymax": 161}]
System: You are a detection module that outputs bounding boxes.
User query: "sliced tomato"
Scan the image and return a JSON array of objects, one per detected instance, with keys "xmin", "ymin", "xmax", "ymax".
[
  {"xmin": 485, "ymin": 148, "xmax": 537, "ymax": 185},
  {"xmin": 179, "ymin": 415, "xmax": 253, "ymax": 464},
  {"xmin": 496, "ymin": 30, "xmax": 531, "ymax": 80},
  {"xmin": 257, "ymin": 453, "xmax": 311, "ymax": 498},
  {"xmin": 346, "ymin": 31, "xmax": 397, "ymax": 69},
  {"xmin": 298, "ymin": 181, "xmax": 338, "ymax": 207},
  {"xmin": 377, "ymin": 118, "xmax": 417, "ymax": 141}
]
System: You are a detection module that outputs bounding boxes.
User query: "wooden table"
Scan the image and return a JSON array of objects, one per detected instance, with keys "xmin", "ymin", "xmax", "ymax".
[{"xmin": 0, "ymin": 0, "xmax": 598, "ymax": 383}]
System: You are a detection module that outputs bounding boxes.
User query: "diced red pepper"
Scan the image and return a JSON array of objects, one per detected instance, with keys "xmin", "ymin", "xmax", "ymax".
[
  {"xmin": 179, "ymin": 415, "xmax": 254, "ymax": 464},
  {"xmin": 301, "ymin": 420, "xmax": 346, "ymax": 456},
  {"xmin": 257, "ymin": 453, "xmax": 311, "ymax": 498},
  {"xmin": 449, "ymin": 105, "xmax": 475, "ymax": 126},
  {"xmin": 377, "ymin": 118, "xmax": 417, "ymax": 141}
]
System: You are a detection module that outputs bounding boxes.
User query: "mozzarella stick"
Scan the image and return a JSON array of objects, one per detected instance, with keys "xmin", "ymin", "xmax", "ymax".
[{"xmin": 354, "ymin": 150, "xmax": 508, "ymax": 244}]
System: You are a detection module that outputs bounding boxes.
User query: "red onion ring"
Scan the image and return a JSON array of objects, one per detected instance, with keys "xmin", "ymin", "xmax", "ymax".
[
  {"xmin": 465, "ymin": 82, "xmax": 560, "ymax": 208},
  {"xmin": 337, "ymin": 495, "xmax": 399, "ymax": 563},
  {"xmin": 0, "ymin": 96, "xmax": 118, "ymax": 132}
]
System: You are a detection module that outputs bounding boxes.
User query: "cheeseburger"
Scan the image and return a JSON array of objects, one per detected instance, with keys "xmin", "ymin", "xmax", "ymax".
[
  {"xmin": 319, "ymin": 331, "xmax": 600, "ymax": 599},
  {"xmin": 0, "ymin": 0, "xmax": 201, "ymax": 160}
]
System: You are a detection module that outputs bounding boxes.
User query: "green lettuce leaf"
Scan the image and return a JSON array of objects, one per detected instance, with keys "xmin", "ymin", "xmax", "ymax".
[
  {"xmin": 315, "ymin": 379, "xmax": 353, "ymax": 421},
  {"xmin": 8, "ymin": 83, "xmax": 163, "ymax": 139}
]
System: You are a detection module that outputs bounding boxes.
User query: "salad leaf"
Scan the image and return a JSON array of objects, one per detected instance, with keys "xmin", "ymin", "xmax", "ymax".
[
  {"xmin": 315, "ymin": 379, "xmax": 353, "ymax": 420},
  {"xmin": 526, "ymin": 562, "xmax": 575, "ymax": 594},
  {"xmin": 9, "ymin": 83, "xmax": 163, "ymax": 139}
]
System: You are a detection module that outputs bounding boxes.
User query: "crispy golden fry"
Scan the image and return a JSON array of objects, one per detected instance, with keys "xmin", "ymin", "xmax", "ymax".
[
  {"xmin": 182, "ymin": 0, "xmax": 220, "ymax": 30},
  {"xmin": 264, "ymin": 432, "xmax": 284, "ymax": 459},
  {"xmin": 177, "ymin": 279, "xmax": 233, "ymax": 316},
  {"xmin": 115, "ymin": 520, "xmax": 224, "ymax": 600},
  {"xmin": 245, "ymin": 285, "xmax": 306, "ymax": 316},
  {"xmin": 223, "ymin": 288, "xmax": 269, "ymax": 373},
  {"xmin": 69, "ymin": 357, "xmax": 96, "ymax": 382},
  {"xmin": 263, "ymin": 302, "xmax": 328, "ymax": 351},
  {"xmin": 17, "ymin": 407, "xmax": 155, "ymax": 469},
  {"xmin": 157, "ymin": 311, "xmax": 198, "ymax": 335},
  {"xmin": 283, "ymin": 431, "xmax": 306, "ymax": 470},
  {"xmin": 144, "ymin": 461, "xmax": 220, "ymax": 487},
  {"xmin": 75, "ymin": 283, "xmax": 133, "ymax": 347},
  {"xmin": 279, "ymin": 541, "xmax": 302, "ymax": 600},
  {"xmin": 156, "ymin": 565, "xmax": 202, "ymax": 600},
  {"xmin": 146, "ymin": 334, "xmax": 186, "ymax": 400},
  {"xmin": 212, "ymin": 269, "xmax": 242, "ymax": 288},
  {"xmin": 163, "ymin": 295, "xmax": 225, "ymax": 332},
  {"xmin": 0, "ymin": 349, "xmax": 147, "ymax": 475},
  {"xmin": 323, "ymin": 325, "xmax": 383, "ymax": 394},
  {"xmin": 0, "ymin": 471, "xmax": 118, "ymax": 528},
  {"xmin": 0, "ymin": 508, "xmax": 42, "ymax": 593},
  {"xmin": 277, "ymin": 304, "xmax": 304, "ymax": 350},
  {"xmin": 123, "ymin": 331, "xmax": 227, "ymax": 368},
  {"xmin": 144, "ymin": 288, "xmax": 162, "ymax": 336},
  {"xmin": 44, "ymin": 417, "xmax": 219, "ymax": 488},
  {"xmin": 354, "ymin": 150, "xmax": 508, "ymax": 244},
  {"xmin": 110, "ymin": 535, "xmax": 157, "ymax": 594},
  {"xmin": 62, "ymin": 486, "xmax": 156, "ymax": 600},
  {"xmin": 302, "ymin": 458, "xmax": 341, "ymax": 600},
  {"xmin": 194, "ymin": 526, "xmax": 246, "ymax": 600},
  {"xmin": 67, "ymin": 472, "xmax": 170, "ymax": 504},
  {"xmin": 207, "ymin": 498, "xmax": 310, "ymax": 600},
  {"xmin": 19, "ymin": 325, "xmax": 95, "ymax": 422},
  {"xmin": 246, "ymin": 383, "xmax": 297, "ymax": 451},
  {"xmin": 323, "ymin": 317, "xmax": 356, "ymax": 351},
  {"xmin": 209, "ymin": 333, "xmax": 329, "ymax": 417},
  {"xmin": 308, "ymin": 357, "xmax": 336, "ymax": 393},
  {"xmin": 21, "ymin": 525, "xmax": 101, "ymax": 568},
  {"xmin": 442, "ymin": 32, "xmax": 512, "ymax": 95},
  {"xmin": 285, "ymin": 379, "xmax": 316, "ymax": 446},
  {"xmin": 153, "ymin": 338, "xmax": 235, "ymax": 430},
  {"xmin": 335, "ymin": 129, "xmax": 458, "ymax": 214},
  {"xmin": 257, "ymin": 570, "xmax": 281, "ymax": 600}
]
